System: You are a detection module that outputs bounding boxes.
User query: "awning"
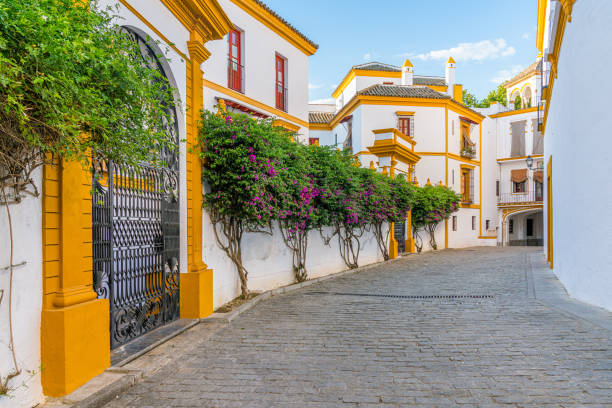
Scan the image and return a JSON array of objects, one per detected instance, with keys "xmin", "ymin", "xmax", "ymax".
[
  {"xmin": 534, "ymin": 170, "xmax": 543, "ymax": 183},
  {"xmin": 217, "ymin": 97, "xmax": 269, "ymax": 119},
  {"xmin": 459, "ymin": 116, "xmax": 479, "ymax": 125},
  {"xmin": 511, "ymin": 169, "xmax": 528, "ymax": 183},
  {"xmin": 340, "ymin": 115, "xmax": 353, "ymax": 124}
]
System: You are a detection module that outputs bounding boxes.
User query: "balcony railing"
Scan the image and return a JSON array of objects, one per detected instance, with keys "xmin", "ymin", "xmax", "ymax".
[
  {"xmin": 228, "ymin": 58, "xmax": 244, "ymax": 93},
  {"xmin": 276, "ymin": 85, "xmax": 288, "ymax": 112},
  {"xmin": 498, "ymin": 191, "xmax": 543, "ymax": 205}
]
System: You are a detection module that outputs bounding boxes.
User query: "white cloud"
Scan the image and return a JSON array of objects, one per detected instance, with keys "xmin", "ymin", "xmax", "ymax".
[
  {"xmin": 363, "ymin": 53, "xmax": 371, "ymax": 61},
  {"xmin": 490, "ymin": 65, "xmax": 524, "ymax": 84},
  {"xmin": 521, "ymin": 32, "xmax": 530, "ymax": 40},
  {"xmin": 415, "ymin": 39, "xmax": 516, "ymax": 62},
  {"xmin": 330, "ymin": 84, "xmax": 338, "ymax": 89},
  {"xmin": 309, "ymin": 98, "xmax": 334, "ymax": 105},
  {"xmin": 308, "ymin": 83, "xmax": 324, "ymax": 90}
]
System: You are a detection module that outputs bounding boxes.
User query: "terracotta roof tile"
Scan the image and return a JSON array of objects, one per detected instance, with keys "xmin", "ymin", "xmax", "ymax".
[
  {"xmin": 357, "ymin": 84, "xmax": 451, "ymax": 99},
  {"xmin": 308, "ymin": 111, "xmax": 335, "ymax": 124},
  {"xmin": 505, "ymin": 61, "xmax": 540, "ymax": 87},
  {"xmin": 251, "ymin": 0, "xmax": 318, "ymax": 50}
]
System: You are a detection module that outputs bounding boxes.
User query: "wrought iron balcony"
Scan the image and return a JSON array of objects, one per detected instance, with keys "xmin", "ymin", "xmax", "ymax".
[
  {"xmin": 276, "ymin": 85, "xmax": 288, "ymax": 112},
  {"xmin": 498, "ymin": 191, "xmax": 543, "ymax": 205},
  {"xmin": 228, "ymin": 58, "xmax": 244, "ymax": 93}
]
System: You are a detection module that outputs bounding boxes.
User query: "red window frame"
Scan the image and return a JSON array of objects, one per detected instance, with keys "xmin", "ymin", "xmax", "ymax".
[
  {"xmin": 398, "ymin": 117, "xmax": 411, "ymax": 137},
  {"xmin": 228, "ymin": 29, "xmax": 242, "ymax": 92},
  {"xmin": 275, "ymin": 55, "xmax": 286, "ymax": 111}
]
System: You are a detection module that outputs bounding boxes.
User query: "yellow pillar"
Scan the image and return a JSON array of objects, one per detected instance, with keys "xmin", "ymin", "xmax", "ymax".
[
  {"xmin": 181, "ymin": 33, "xmax": 215, "ymax": 319},
  {"xmin": 389, "ymin": 222, "xmax": 398, "ymax": 259},
  {"xmin": 405, "ymin": 210, "xmax": 415, "ymax": 253},
  {"xmin": 41, "ymin": 159, "xmax": 110, "ymax": 397}
]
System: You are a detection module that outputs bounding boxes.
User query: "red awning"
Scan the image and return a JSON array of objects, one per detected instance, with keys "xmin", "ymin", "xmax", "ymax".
[
  {"xmin": 217, "ymin": 97, "xmax": 269, "ymax": 119},
  {"xmin": 459, "ymin": 116, "xmax": 479, "ymax": 125},
  {"xmin": 340, "ymin": 115, "xmax": 353, "ymax": 124}
]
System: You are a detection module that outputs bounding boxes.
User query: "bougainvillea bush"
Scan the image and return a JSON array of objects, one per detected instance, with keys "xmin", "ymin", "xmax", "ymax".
[
  {"xmin": 199, "ymin": 109, "xmax": 457, "ymax": 293},
  {"xmin": 199, "ymin": 110, "xmax": 292, "ymax": 295},
  {"xmin": 410, "ymin": 184, "xmax": 461, "ymax": 252}
]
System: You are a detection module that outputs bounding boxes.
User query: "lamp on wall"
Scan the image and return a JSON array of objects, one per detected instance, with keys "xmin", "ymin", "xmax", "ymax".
[{"xmin": 526, "ymin": 155, "xmax": 544, "ymax": 171}]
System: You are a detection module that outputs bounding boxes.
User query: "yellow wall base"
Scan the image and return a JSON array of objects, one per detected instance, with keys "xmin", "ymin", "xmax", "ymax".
[
  {"xmin": 180, "ymin": 269, "xmax": 214, "ymax": 319},
  {"xmin": 41, "ymin": 299, "xmax": 110, "ymax": 397},
  {"xmin": 405, "ymin": 238, "xmax": 415, "ymax": 253}
]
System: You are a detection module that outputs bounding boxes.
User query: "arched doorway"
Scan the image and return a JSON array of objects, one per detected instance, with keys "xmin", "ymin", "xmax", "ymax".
[
  {"xmin": 503, "ymin": 208, "xmax": 543, "ymax": 246},
  {"xmin": 91, "ymin": 27, "xmax": 181, "ymax": 349}
]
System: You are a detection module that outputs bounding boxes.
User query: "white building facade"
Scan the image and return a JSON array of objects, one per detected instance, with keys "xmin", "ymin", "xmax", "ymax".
[
  {"xmin": 538, "ymin": 0, "xmax": 612, "ymax": 311},
  {"xmin": 478, "ymin": 62, "xmax": 545, "ymax": 248},
  {"xmin": 310, "ymin": 59, "xmax": 496, "ymax": 251}
]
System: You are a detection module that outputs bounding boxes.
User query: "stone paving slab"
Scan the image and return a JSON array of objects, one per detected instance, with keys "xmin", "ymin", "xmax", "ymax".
[{"xmin": 103, "ymin": 247, "xmax": 611, "ymax": 407}]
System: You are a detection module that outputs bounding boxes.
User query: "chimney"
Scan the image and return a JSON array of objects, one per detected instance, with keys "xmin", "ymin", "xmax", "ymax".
[
  {"xmin": 401, "ymin": 58, "xmax": 414, "ymax": 86},
  {"xmin": 445, "ymin": 56, "xmax": 456, "ymax": 97}
]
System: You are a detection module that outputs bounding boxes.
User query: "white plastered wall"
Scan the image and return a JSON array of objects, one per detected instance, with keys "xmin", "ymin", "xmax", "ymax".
[
  {"xmin": 203, "ymin": 214, "xmax": 383, "ymax": 309},
  {"xmin": 543, "ymin": 0, "xmax": 612, "ymax": 311},
  {"xmin": 201, "ymin": 0, "xmax": 309, "ymax": 136},
  {"xmin": 0, "ymin": 171, "xmax": 43, "ymax": 408}
]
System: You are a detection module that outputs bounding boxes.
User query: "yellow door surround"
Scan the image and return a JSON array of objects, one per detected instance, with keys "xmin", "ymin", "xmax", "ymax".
[{"xmin": 40, "ymin": 0, "xmax": 232, "ymax": 397}]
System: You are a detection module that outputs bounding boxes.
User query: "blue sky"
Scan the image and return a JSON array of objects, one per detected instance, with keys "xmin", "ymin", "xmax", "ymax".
[{"xmin": 263, "ymin": 0, "xmax": 539, "ymax": 103}]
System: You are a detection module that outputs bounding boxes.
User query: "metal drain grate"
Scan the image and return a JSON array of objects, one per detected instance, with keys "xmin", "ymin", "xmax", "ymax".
[{"xmin": 306, "ymin": 291, "xmax": 494, "ymax": 299}]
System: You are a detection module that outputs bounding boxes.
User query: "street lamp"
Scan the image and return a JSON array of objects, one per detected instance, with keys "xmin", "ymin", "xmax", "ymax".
[{"xmin": 526, "ymin": 155, "xmax": 544, "ymax": 171}]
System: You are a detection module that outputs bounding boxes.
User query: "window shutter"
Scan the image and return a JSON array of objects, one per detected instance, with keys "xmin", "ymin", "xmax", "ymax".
[{"xmin": 470, "ymin": 170, "xmax": 475, "ymax": 202}]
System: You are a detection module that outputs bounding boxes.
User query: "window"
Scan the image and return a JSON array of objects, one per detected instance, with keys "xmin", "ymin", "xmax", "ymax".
[
  {"xmin": 513, "ymin": 181, "xmax": 526, "ymax": 193},
  {"xmin": 509, "ymin": 219, "xmax": 514, "ymax": 234},
  {"xmin": 510, "ymin": 121, "xmax": 526, "ymax": 157},
  {"xmin": 526, "ymin": 219, "xmax": 534, "ymax": 236},
  {"xmin": 228, "ymin": 29, "xmax": 243, "ymax": 92},
  {"xmin": 398, "ymin": 116, "xmax": 412, "ymax": 137},
  {"xmin": 461, "ymin": 167, "xmax": 474, "ymax": 203},
  {"xmin": 452, "ymin": 169, "xmax": 455, "ymax": 185},
  {"xmin": 309, "ymin": 138, "xmax": 319, "ymax": 146},
  {"xmin": 452, "ymin": 216, "xmax": 457, "ymax": 231},
  {"xmin": 496, "ymin": 180, "xmax": 500, "ymax": 196},
  {"xmin": 535, "ymin": 180, "xmax": 543, "ymax": 201},
  {"xmin": 486, "ymin": 219, "xmax": 490, "ymax": 230},
  {"xmin": 275, "ymin": 55, "xmax": 287, "ymax": 111},
  {"xmin": 472, "ymin": 216, "xmax": 476, "ymax": 231}
]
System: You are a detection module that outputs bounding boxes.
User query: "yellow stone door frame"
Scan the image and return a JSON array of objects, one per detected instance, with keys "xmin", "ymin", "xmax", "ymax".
[{"xmin": 40, "ymin": 0, "xmax": 232, "ymax": 397}]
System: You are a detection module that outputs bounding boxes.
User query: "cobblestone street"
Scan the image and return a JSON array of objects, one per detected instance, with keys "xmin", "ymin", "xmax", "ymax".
[{"xmin": 106, "ymin": 247, "xmax": 612, "ymax": 407}]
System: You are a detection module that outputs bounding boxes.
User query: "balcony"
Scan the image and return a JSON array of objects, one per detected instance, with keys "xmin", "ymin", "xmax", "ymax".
[
  {"xmin": 460, "ymin": 146, "xmax": 476, "ymax": 159},
  {"xmin": 227, "ymin": 58, "xmax": 244, "ymax": 93},
  {"xmin": 498, "ymin": 191, "xmax": 543, "ymax": 205},
  {"xmin": 276, "ymin": 85, "xmax": 288, "ymax": 112}
]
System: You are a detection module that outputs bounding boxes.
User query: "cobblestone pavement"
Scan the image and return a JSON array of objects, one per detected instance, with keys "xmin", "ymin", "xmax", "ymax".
[{"xmin": 106, "ymin": 247, "xmax": 612, "ymax": 407}]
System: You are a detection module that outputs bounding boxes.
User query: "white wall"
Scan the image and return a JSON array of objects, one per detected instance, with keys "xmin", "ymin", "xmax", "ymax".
[
  {"xmin": 202, "ymin": 0, "xmax": 309, "ymax": 130},
  {"xmin": 543, "ymin": 0, "xmax": 612, "ymax": 311},
  {"xmin": 0, "ymin": 170, "xmax": 43, "ymax": 408},
  {"xmin": 203, "ymin": 213, "xmax": 383, "ymax": 309}
]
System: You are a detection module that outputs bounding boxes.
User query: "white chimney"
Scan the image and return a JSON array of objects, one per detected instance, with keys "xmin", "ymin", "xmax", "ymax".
[
  {"xmin": 401, "ymin": 59, "xmax": 414, "ymax": 86},
  {"xmin": 445, "ymin": 56, "xmax": 456, "ymax": 96}
]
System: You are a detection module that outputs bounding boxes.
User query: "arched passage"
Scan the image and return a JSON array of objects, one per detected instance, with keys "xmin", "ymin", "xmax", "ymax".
[{"xmin": 502, "ymin": 208, "xmax": 543, "ymax": 246}]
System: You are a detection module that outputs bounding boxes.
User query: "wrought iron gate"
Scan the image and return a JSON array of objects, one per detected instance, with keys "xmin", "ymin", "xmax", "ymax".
[
  {"xmin": 92, "ymin": 27, "xmax": 180, "ymax": 349},
  {"xmin": 394, "ymin": 222, "xmax": 406, "ymax": 253}
]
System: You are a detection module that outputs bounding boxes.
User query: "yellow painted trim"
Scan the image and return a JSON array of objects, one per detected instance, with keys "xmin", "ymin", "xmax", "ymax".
[
  {"xmin": 309, "ymin": 123, "xmax": 332, "ymax": 131},
  {"xmin": 541, "ymin": 1, "xmax": 574, "ymax": 135},
  {"xmin": 497, "ymin": 154, "xmax": 543, "ymax": 162},
  {"xmin": 444, "ymin": 105, "xmax": 448, "ymax": 249},
  {"xmin": 203, "ymin": 78, "xmax": 308, "ymax": 127},
  {"xmin": 395, "ymin": 111, "xmax": 415, "ymax": 116},
  {"xmin": 547, "ymin": 156, "xmax": 553, "ymax": 268},
  {"xmin": 119, "ymin": 0, "xmax": 189, "ymax": 61},
  {"xmin": 489, "ymin": 106, "xmax": 538, "ymax": 118},
  {"xmin": 479, "ymin": 236, "xmax": 497, "ymax": 239},
  {"xmin": 479, "ymin": 122, "xmax": 482, "ymax": 236},
  {"xmin": 505, "ymin": 71, "xmax": 538, "ymax": 90},
  {"xmin": 274, "ymin": 118, "xmax": 300, "ymax": 132},
  {"xmin": 159, "ymin": 0, "xmax": 233, "ymax": 42},
  {"xmin": 332, "ymin": 69, "xmax": 401, "ymax": 99},
  {"xmin": 447, "ymin": 56, "xmax": 456, "ymax": 64},
  {"xmin": 537, "ymin": 0, "xmax": 547, "ymax": 52},
  {"xmin": 460, "ymin": 164, "xmax": 475, "ymax": 170},
  {"xmin": 373, "ymin": 128, "xmax": 417, "ymax": 148},
  {"xmin": 460, "ymin": 203, "xmax": 480, "ymax": 209},
  {"xmin": 229, "ymin": 0, "xmax": 317, "ymax": 56},
  {"xmin": 367, "ymin": 139, "xmax": 421, "ymax": 165}
]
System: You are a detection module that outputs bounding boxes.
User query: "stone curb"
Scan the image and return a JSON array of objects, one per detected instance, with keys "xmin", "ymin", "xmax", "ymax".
[{"xmin": 47, "ymin": 254, "xmax": 412, "ymax": 408}]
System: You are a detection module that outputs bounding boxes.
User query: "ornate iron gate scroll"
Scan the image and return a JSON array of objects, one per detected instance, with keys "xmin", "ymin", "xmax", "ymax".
[
  {"xmin": 92, "ymin": 27, "xmax": 180, "ymax": 349},
  {"xmin": 394, "ymin": 222, "xmax": 406, "ymax": 253}
]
